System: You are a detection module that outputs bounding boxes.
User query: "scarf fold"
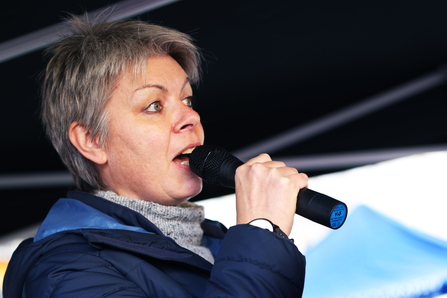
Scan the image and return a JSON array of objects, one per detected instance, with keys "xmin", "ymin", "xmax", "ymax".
[{"xmin": 95, "ymin": 190, "xmax": 214, "ymax": 264}]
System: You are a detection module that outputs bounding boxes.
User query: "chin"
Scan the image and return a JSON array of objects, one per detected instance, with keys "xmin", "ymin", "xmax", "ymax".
[
  {"xmin": 181, "ymin": 180, "xmax": 203, "ymax": 201},
  {"xmin": 187, "ymin": 189, "xmax": 202, "ymax": 201},
  {"xmin": 162, "ymin": 177, "xmax": 202, "ymax": 205}
]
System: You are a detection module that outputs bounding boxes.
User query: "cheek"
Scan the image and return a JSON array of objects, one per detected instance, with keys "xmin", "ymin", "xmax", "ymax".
[{"xmin": 108, "ymin": 123, "xmax": 166, "ymax": 164}]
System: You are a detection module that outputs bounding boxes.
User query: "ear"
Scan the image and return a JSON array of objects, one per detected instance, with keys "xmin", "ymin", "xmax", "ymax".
[{"xmin": 69, "ymin": 122, "xmax": 107, "ymax": 165}]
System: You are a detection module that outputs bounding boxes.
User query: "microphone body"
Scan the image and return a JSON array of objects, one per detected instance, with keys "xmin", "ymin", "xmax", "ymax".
[{"xmin": 190, "ymin": 145, "xmax": 347, "ymax": 229}]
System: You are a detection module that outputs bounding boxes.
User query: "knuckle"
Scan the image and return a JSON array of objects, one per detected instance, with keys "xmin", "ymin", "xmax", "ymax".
[
  {"xmin": 279, "ymin": 176, "xmax": 291, "ymax": 186},
  {"xmin": 251, "ymin": 162, "xmax": 265, "ymax": 171},
  {"xmin": 258, "ymin": 153, "xmax": 272, "ymax": 161},
  {"xmin": 300, "ymin": 172, "xmax": 309, "ymax": 182},
  {"xmin": 276, "ymin": 161, "xmax": 286, "ymax": 167}
]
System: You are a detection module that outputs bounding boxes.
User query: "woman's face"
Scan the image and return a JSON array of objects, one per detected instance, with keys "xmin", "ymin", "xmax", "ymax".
[{"xmin": 99, "ymin": 55, "xmax": 204, "ymax": 205}]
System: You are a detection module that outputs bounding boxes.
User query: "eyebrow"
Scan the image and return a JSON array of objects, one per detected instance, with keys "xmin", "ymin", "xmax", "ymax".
[
  {"xmin": 134, "ymin": 78, "xmax": 191, "ymax": 94},
  {"xmin": 134, "ymin": 83, "xmax": 168, "ymax": 93}
]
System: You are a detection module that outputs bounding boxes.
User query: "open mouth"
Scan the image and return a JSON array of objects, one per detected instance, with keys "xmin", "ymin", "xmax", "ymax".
[{"xmin": 173, "ymin": 147, "xmax": 195, "ymax": 165}]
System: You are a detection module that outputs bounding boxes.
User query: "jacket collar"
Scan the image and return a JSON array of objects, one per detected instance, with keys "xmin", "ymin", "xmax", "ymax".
[{"xmin": 34, "ymin": 191, "xmax": 164, "ymax": 242}]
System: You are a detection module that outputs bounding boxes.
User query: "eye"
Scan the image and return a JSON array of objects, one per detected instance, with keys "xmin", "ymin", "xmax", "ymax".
[
  {"xmin": 182, "ymin": 96, "xmax": 195, "ymax": 108},
  {"xmin": 145, "ymin": 101, "xmax": 163, "ymax": 113}
]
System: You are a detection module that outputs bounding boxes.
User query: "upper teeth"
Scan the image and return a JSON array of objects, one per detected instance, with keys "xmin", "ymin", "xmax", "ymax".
[{"xmin": 182, "ymin": 147, "xmax": 195, "ymax": 154}]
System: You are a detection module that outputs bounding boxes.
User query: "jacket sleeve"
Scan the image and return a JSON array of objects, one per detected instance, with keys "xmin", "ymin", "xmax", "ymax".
[{"xmin": 205, "ymin": 224, "xmax": 306, "ymax": 298}]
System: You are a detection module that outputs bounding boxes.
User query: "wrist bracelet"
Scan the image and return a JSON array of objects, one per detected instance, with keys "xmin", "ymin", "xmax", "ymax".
[{"xmin": 248, "ymin": 218, "xmax": 289, "ymax": 240}]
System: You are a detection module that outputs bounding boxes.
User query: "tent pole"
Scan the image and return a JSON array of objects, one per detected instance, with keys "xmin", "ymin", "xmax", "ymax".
[
  {"xmin": 233, "ymin": 67, "xmax": 447, "ymax": 161},
  {"xmin": 0, "ymin": 0, "xmax": 178, "ymax": 64}
]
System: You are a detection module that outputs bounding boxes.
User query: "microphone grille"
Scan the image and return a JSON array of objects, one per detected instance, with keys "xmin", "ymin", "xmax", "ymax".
[
  {"xmin": 189, "ymin": 145, "xmax": 213, "ymax": 177},
  {"xmin": 190, "ymin": 145, "xmax": 230, "ymax": 185}
]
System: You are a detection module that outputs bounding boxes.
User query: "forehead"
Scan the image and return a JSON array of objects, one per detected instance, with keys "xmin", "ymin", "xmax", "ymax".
[
  {"xmin": 123, "ymin": 55, "xmax": 189, "ymax": 86},
  {"xmin": 110, "ymin": 56, "xmax": 191, "ymax": 103}
]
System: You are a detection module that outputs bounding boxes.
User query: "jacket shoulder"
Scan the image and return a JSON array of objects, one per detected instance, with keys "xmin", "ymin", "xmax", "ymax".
[
  {"xmin": 5, "ymin": 230, "xmax": 209, "ymax": 298},
  {"xmin": 24, "ymin": 241, "xmax": 147, "ymax": 298}
]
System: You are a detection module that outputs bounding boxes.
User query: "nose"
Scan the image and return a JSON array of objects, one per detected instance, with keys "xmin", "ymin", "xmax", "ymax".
[{"xmin": 173, "ymin": 102, "xmax": 201, "ymax": 134}]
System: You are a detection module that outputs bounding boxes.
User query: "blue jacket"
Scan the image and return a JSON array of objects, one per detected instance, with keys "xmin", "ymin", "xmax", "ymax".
[{"xmin": 3, "ymin": 191, "xmax": 305, "ymax": 297}]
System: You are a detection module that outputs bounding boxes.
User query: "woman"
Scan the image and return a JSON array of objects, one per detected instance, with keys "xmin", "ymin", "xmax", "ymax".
[{"xmin": 4, "ymin": 14, "xmax": 308, "ymax": 298}]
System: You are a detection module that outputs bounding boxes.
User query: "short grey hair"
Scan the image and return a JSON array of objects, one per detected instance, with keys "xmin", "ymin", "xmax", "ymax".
[{"xmin": 41, "ymin": 14, "xmax": 201, "ymax": 192}]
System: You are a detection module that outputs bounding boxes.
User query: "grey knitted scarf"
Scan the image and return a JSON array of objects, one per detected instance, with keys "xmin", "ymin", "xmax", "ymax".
[{"xmin": 95, "ymin": 190, "xmax": 214, "ymax": 264}]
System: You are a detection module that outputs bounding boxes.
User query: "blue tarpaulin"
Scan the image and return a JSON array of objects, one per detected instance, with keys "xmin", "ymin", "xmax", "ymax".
[{"xmin": 303, "ymin": 205, "xmax": 447, "ymax": 298}]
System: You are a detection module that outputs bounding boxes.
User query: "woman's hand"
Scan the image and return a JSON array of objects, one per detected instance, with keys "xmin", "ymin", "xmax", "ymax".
[{"xmin": 235, "ymin": 154, "xmax": 308, "ymax": 236}]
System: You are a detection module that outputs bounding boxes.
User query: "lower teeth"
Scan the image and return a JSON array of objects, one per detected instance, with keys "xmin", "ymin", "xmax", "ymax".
[{"xmin": 180, "ymin": 160, "xmax": 189, "ymax": 165}]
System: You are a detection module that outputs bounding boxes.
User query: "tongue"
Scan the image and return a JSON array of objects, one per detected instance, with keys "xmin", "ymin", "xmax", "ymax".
[{"xmin": 174, "ymin": 154, "xmax": 190, "ymax": 164}]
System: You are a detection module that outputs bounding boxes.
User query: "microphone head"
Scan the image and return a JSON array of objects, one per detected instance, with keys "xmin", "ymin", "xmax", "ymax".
[
  {"xmin": 189, "ymin": 145, "xmax": 214, "ymax": 177},
  {"xmin": 190, "ymin": 145, "xmax": 241, "ymax": 188},
  {"xmin": 189, "ymin": 145, "xmax": 215, "ymax": 181}
]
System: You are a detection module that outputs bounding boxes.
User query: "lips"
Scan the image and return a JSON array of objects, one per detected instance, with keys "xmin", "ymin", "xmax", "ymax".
[{"xmin": 173, "ymin": 147, "xmax": 195, "ymax": 165}]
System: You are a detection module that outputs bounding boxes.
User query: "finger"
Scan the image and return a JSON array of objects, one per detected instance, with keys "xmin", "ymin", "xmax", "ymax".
[
  {"xmin": 295, "ymin": 172, "xmax": 309, "ymax": 189},
  {"xmin": 272, "ymin": 168, "xmax": 309, "ymax": 189},
  {"xmin": 253, "ymin": 160, "xmax": 287, "ymax": 168},
  {"xmin": 270, "ymin": 169, "xmax": 308, "ymax": 189},
  {"xmin": 266, "ymin": 165, "xmax": 299, "ymax": 177},
  {"xmin": 244, "ymin": 153, "xmax": 272, "ymax": 165}
]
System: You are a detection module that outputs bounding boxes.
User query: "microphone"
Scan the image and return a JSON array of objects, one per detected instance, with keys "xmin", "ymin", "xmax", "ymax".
[{"xmin": 190, "ymin": 145, "xmax": 347, "ymax": 229}]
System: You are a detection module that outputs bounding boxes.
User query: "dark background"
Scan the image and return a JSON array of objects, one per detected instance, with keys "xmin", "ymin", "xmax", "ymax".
[{"xmin": 1, "ymin": 0, "xmax": 447, "ymax": 237}]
